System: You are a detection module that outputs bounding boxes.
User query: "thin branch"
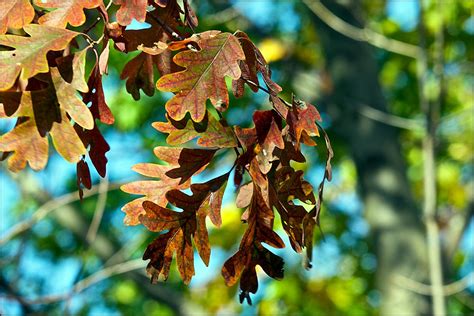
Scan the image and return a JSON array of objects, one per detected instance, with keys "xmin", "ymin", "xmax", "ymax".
[
  {"xmin": 206, "ymin": 7, "xmax": 240, "ymax": 25},
  {"xmin": 148, "ymin": 13, "xmax": 184, "ymax": 41},
  {"xmin": 357, "ymin": 103, "xmax": 424, "ymax": 131},
  {"xmin": 394, "ymin": 272, "xmax": 474, "ymax": 296},
  {"xmin": 19, "ymin": 259, "xmax": 146, "ymax": 305},
  {"xmin": 105, "ymin": 0, "xmax": 113, "ymax": 11},
  {"xmin": 0, "ymin": 182, "xmax": 122, "ymax": 246},
  {"xmin": 418, "ymin": 1, "xmax": 446, "ymax": 314},
  {"xmin": 86, "ymin": 177, "xmax": 109, "ymax": 244},
  {"xmin": 104, "ymin": 232, "xmax": 148, "ymax": 267},
  {"xmin": 303, "ymin": 0, "xmax": 420, "ymax": 59}
]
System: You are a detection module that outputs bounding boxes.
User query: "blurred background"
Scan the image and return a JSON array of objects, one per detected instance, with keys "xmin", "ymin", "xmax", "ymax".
[{"xmin": 1, "ymin": 0, "xmax": 473, "ymax": 315}]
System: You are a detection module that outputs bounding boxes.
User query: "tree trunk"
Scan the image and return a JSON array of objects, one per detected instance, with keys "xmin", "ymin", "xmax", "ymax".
[{"xmin": 311, "ymin": 1, "xmax": 431, "ymax": 314}]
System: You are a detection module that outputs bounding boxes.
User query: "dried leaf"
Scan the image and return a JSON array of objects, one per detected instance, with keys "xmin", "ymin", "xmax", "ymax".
[
  {"xmin": 0, "ymin": 0, "xmax": 35, "ymax": 34},
  {"xmin": 0, "ymin": 117, "xmax": 48, "ymax": 172},
  {"xmin": 233, "ymin": 31, "xmax": 282, "ymax": 96},
  {"xmin": 83, "ymin": 65, "xmax": 114, "ymax": 124},
  {"xmin": 0, "ymin": 24, "xmax": 78, "ymax": 91},
  {"xmin": 165, "ymin": 148, "xmax": 217, "ymax": 184},
  {"xmin": 49, "ymin": 110, "xmax": 88, "ymax": 162},
  {"xmin": 156, "ymin": 31, "xmax": 245, "ymax": 122},
  {"xmin": 51, "ymin": 67, "xmax": 94, "ymax": 130},
  {"xmin": 113, "ymin": 0, "xmax": 148, "ymax": 26},
  {"xmin": 141, "ymin": 173, "xmax": 229, "ymax": 283},
  {"xmin": 120, "ymin": 52, "xmax": 159, "ymax": 100},
  {"xmin": 76, "ymin": 159, "xmax": 92, "ymax": 199},
  {"xmin": 121, "ymin": 147, "xmax": 211, "ymax": 225},
  {"xmin": 183, "ymin": 0, "xmax": 198, "ymax": 29},
  {"xmin": 153, "ymin": 112, "xmax": 237, "ymax": 148},
  {"xmin": 1, "ymin": 88, "xmax": 86, "ymax": 170},
  {"xmin": 75, "ymin": 124, "xmax": 111, "ymax": 177},
  {"xmin": 287, "ymin": 100, "xmax": 321, "ymax": 146},
  {"xmin": 34, "ymin": 0, "xmax": 102, "ymax": 28}
]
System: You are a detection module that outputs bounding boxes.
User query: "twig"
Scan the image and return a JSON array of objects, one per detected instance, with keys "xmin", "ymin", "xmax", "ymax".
[
  {"xmin": 357, "ymin": 103, "xmax": 423, "ymax": 131},
  {"xmin": 0, "ymin": 183, "xmax": 122, "ymax": 246},
  {"xmin": 394, "ymin": 272, "xmax": 474, "ymax": 296},
  {"xmin": 303, "ymin": 0, "xmax": 420, "ymax": 59},
  {"xmin": 417, "ymin": 1, "xmax": 446, "ymax": 315},
  {"xmin": 206, "ymin": 7, "xmax": 240, "ymax": 25},
  {"xmin": 18, "ymin": 259, "xmax": 146, "ymax": 305},
  {"xmin": 86, "ymin": 177, "xmax": 109, "ymax": 244},
  {"xmin": 104, "ymin": 232, "xmax": 148, "ymax": 267},
  {"xmin": 148, "ymin": 13, "xmax": 184, "ymax": 41},
  {"xmin": 105, "ymin": 0, "xmax": 113, "ymax": 11}
]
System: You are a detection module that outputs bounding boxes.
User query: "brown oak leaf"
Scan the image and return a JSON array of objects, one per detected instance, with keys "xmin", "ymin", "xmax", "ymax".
[{"xmin": 156, "ymin": 31, "xmax": 245, "ymax": 122}]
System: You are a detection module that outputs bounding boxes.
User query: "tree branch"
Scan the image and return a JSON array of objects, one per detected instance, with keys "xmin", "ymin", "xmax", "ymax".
[
  {"xmin": 86, "ymin": 177, "xmax": 109, "ymax": 244},
  {"xmin": 16, "ymin": 259, "xmax": 146, "ymax": 305},
  {"xmin": 0, "ymin": 181, "xmax": 122, "ymax": 246},
  {"xmin": 417, "ymin": 1, "xmax": 446, "ymax": 315},
  {"xmin": 357, "ymin": 103, "xmax": 424, "ymax": 131},
  {"xmin": 393, "ymin": 272, "xmax": 474, "ymax": 296},
  {"xmin": 302, "ymin": 0, "xmax": 421, "ymax": 58}
]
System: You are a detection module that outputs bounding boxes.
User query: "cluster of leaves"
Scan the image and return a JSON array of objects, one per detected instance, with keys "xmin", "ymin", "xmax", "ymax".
[{"xmin": 0, "ymin": 0, "xmax": 332, "ymax": 303}]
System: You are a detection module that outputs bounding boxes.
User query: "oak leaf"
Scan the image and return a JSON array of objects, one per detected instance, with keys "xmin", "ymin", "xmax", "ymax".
[
  {"xmin": 113, "ymin": 0, "xmax": 147, "ymax": 26},
  {"xmin": 0, "ymin": 24, "xmax": 78, "ymax": 91},
  {"xmin": 1, "ymin": 90, "xmax": 87, "ymax": 171},
  {"xmin": 153, "ymin": 112, "xmax": 237, "ymax": 148},
  {"xmin": 0, "ymin": 0, "xmax": 35, "ymax": 34},
  {"xmin": 141, "ymin": 173, "xmax": 228, "ymax": 283},
  {"xmin": 75, "ymin": 124, "xmax": 111, "ymax": 177},
  {"xmin": 0, "ymin": 111, "xmax": 48, "ymax": 172},
  {"xmin": 222, "ymin": 185, "xmax": 284, "ymax": 303},
  {"xmin": 121, "ymin": 147, "xmax": 214, "ymax": 225},
  {"xmin": 233, "ymin": 31, "xmax": 282, "ymax": 98},
  {"xmin": 51, "ymin": 66, "xmax": 94, "ymax": 130},
  {"xmin": 156, "ymin": 31, "xmax": 245, "ymax": 122},
  {"xmin": 34, "ymin": 0, "xmax": 102, "ymax": 28},
  {"xmin": 287, "ymin": 99, "xmax": 321, "ymax": 146},
  {"xmin": 83, "ymin": 65, "xmax": 114, "ymax": 124}
]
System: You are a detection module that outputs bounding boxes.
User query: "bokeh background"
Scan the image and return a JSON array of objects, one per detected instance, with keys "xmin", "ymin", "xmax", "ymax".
[{"xmin": 1, "ymin": 0, "xmax": 473, "ymax": 315}]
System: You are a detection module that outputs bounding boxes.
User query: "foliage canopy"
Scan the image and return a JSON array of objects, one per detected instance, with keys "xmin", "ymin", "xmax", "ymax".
[{"xmin": 0, "ymin": 0, "xmax": 332, "ymax": 303}]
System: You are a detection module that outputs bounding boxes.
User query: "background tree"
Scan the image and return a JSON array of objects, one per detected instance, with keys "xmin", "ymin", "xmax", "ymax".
[{"xmin": 1, "ymin": 1, "xmax": 473, "ymax": 316}]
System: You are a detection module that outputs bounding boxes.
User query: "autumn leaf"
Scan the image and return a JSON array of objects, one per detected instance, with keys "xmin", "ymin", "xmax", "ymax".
[
  {"xmin": 286, "ymin": 99, "xmax": 322, "ymax": 146},
  {"xmin": 34, "ymin": 0, "xmax": 102, "ymax": 28},
  {"xmin": 156, "ymin": 31, "xmax": 245, "ymax": 122},
  {"xmin": 233, "ymin": 31, "xmax": 282, "ymax": 97},
  {"xmin": 0, "ymin": 24, "xmax": 78, "ymax": 91},
  {"xmin": 121, "ymin": 147, "xmax": 215, "ymax": 225},
  {"xmin": 183, "ymin": 0, "xmax": 198, "ymax": 29},
  {"xmin": 165, "ymin": 148, "xmax": 218, "ymax": 184},
  {"xmin": 1, "ymin": 89, "xmax": 86, "ymax": 171},
  {"xmin": 51, "ymin": 67, "xmax": 94, "ymax": 130},
  {"xmin": 120, "ymin": 52, "xmax": 160, "ymax": 100},
  {"xmin": 235, "ymin": 110, "xmax": 284, "ymax": 174},
  {"xmin": 140, "ymin": 173, "xmax": 229, "ymax": 283},
  {"xmin": 49, "ymin": 110, "xmax": 88, "ymax": 162},
  {"xmin": 83, "ymin": 65, "xmax": 114, "ymax": 125},
  {"xmin": 0, "ymin": 0, "xmax": 35, "ymax": 34},
  {"xmin": 153, "ymin": 112, "xmax": 237, "ymax": 148},
  {"xmin": 76, "ymin": 159, "xmax": 92, "ymax": 199},
  {"xmin": 75, "ymin": 124, "xmax": 111, "ymax": 177},
  {"xmin": 0, "ymin": 116, "xmax": 49, "ymax": 172},
  {"xmin": 113, "ymin": 3, "xmax": 183, "ymax": 53},
  {"xmin": 113, "ymin": 0, "xmax": 148, "ymax": 26},
  {"xmin": 222, "ymin": 184, "xmax": 284, "ymax": 303}
]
